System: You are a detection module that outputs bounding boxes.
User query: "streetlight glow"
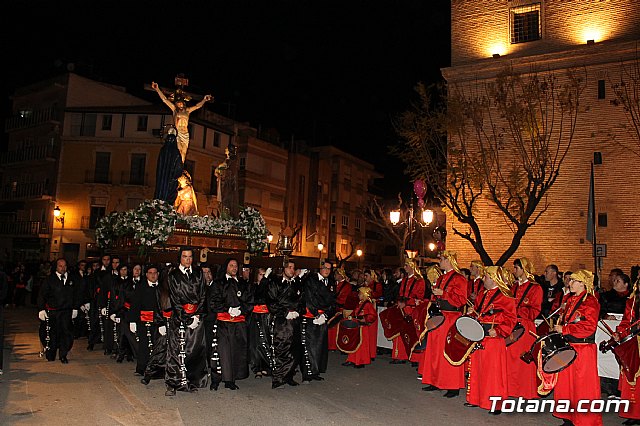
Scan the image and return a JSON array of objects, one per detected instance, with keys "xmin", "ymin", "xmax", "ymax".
[
  {"xmin": 356, "ymin": 249, "xmax": 363, "ymax": 257},
  {"xmin": 53, "ymin": 206, "xmax": 61, "ymax": 218},
  {"xmin": 267, "ymin": 233, "xmax": 273, "ymax": 243},
  {"xmin": 389, "ymin": 210, "xmax": 401, "ymax": 225},
  {"xmin": 422, "ymin": 209, "xmax": 434, "ymax": 225},
  {"xmin": 317, "ymin": 242, "xmax": 324, "ymax": 252}
]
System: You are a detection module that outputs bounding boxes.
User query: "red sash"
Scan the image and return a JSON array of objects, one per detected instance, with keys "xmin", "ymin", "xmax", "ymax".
[
  {"xmin": 217, "ymin": 312, "xmax": 246, "ymax": 322},
  {"xmin": 303, "ymin": 308, "xmax": 325, "ymax": 318},
  {"xmin": 182, "ymin": 303, "xmax": 198, "ymax": 314},
  {"xmin": 124, "ymin": 302, "xmax": 131, "ymax": 310},
  {"xmin": 253, "ymin": 304, "xmax": 269, "ymax": 314},
  {"xmin": 140, "ymin": 310, "xmax": 154, "ymax": 322},
  {"xmin": 162, "ymin": 310, "xmax": 172, "ymax": 319}
]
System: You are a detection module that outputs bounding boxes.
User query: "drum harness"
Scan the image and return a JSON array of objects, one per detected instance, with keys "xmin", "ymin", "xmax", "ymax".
[
  {"xmin": 559, "ymin": 296, "xmax": 595, "ymax": 344},
  {"xmin": 431, "ymin": 273, "xmax": 461, "ymax": 314}
]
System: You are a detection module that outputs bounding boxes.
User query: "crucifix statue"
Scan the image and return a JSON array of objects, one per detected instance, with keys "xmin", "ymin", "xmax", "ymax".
[{"xmin": 151, "ymin": 74, "xmax": 213, "ymax": 163}]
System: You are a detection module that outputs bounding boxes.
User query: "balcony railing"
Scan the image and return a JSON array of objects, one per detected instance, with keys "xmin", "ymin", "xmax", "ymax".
[
  {"xmin": 0, "ymin": 221, "xmax": 49, "ymax": 236},
  {"xmin": 0, "ymin": 144, "xmax": 57, "ymax": 165},
  {"xmin": 120, "ymin": 171, "xmax": 149, "ymax": 186},
  {"xmin": 0, "ymin": 181, "xmax": 51, "ymax": 200},
  {"xmin": 5, "ymin": 105, "xmax": 60, "ymax": 132},
  {"xmin": 85, "ymin": 170, "xmax": 112, "ymax": 184}
]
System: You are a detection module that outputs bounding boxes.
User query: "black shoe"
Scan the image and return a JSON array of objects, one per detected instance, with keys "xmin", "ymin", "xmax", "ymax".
[
  {"xmin": 104, "ymin": 350, "xmax": 112, "ymax": 356},
  {"xmin": 302, "ymin": 376, "xmax": 313, "ymax": 384},
  {"xmin": 188, "ymin": 384, "xmax": 198, "ymax": 393},
  {"xmin": 443, "ymin": 390, "xmax": 459, "ymax": 398},
  {"xmin": 342, "ymin": 361, "xmax": 355, "ymax": 367},
  {"xmin": 165, "ymin": 387, "xmax": 176, "ymax": 396},
  {"xmin": 411, "ymin": 362, "xmax": 419, "ymax": 368},
  {"xmin": 140, "ymin": 377, "xmax": 150, "ymax": 385},
  {"xmin": 464, "ymin": 403, "xmax": 477, "ymax": 407},
  {"xmin": 354, "ymin": 365, "xmax": 365, "ymax": 369},
  {"xmin": 489, "ymin": 410, "xmax": 501, "ymax": 415},
  {"xmin": 224, "ymin": 381, "xmax": 239, "ymax": 390},
  {"xmin": 286, "ymin": 378, "xmax": 299, "ymax": 386},
  {"xmin": 87, "ymin": 344, "xmax": 94, "ymax": 351},
  {"xmin": 60, "ymin": 357, "xmax": 69, "ymax": 364},
  {"xmin": 210, "ymin": 381, "xmax": 220, "ymax": 391},
  {"xmin": 311, "ymin": 374, "xmax": 324, "ymax": 381},
  {"xmin": 422, "ymin": 385, "xmax": 439, "ymax": 391},
  {"xmin": 272, "ymin": 381, "xmax": 285, "ymax": 389}
]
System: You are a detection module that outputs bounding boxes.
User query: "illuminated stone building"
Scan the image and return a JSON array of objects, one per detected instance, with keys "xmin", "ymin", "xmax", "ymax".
[{"xmin": 443, "ymin": 0, "xmax": 640, "ymax": 273}]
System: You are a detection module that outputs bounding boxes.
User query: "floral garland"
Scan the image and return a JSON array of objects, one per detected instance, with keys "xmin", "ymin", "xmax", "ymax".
[{"xmin": 95, "ymin": 200, "xmax": 268, "ymax": 253}]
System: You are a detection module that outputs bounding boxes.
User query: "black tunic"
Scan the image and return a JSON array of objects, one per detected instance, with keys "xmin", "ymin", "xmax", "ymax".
[
  {"xmin": 300, "ymin": 273, "xmax": 335, "ymax": 378},
  {"xmin": 266, "ymin": 275, "xmax": 303, "ymax": 385},
  {"xmin": 131, "ymin": 279, "xmax": 162, "ymax": 375},
  {"xmin": 210, "ymin": 275, "xmax": 253, "ymax": 383},
  {"xmin": 249, "ymin": 278, "xmax": 273, "ymax": 374},
  {"xmin": 165, "ymin": 266, "xmax": 208, "ymax": 391}
]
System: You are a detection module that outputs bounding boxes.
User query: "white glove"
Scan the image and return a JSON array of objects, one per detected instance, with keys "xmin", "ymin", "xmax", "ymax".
[
  {"xmin": 38, "ymin": 310, "xmax": 48, "ymax": 321},
  {"xmin": 265, "ymin": 267, "xmax": 273, "ymax": 278},
  {"xmin": 101, "ymin": 308, "xmax": 107, "ymax": 316},
  {"xmin": 83, "ymin": 302, "xmax": 91, "ymax": 312},
  {"xmin": 72, "ymin": 309, "xmax": 78, "ymax": 319},
  {"xmin": 188, "ymin": 316, "xmax": 200, "ymax": 329},
  {"xmin": 229, "ymin": 307, "xmax": 241, "ymax": 317},
  {"xmin": 313, "ymin": 314, "xmax": 327, "ymax": 325},
  {"xmin": 110, "ymin": 314, "xmax": 120, "ymax": 323},
  {"xmin": 298, "ymin": 269, "xmax": 308, "ymax": 278},
  {"xmin": 158, "ymin": 325, "xmax": 167, "ymax": 336},
  {"xmin": 286, "ymin": 311, "xmax": 299, "ymax": 320},
  {"xmin": 130, "ymin": 323, "xmax": 137, "ymax": 333}
]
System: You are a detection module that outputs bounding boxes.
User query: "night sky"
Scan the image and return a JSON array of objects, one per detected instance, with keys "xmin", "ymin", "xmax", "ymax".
[{"xmin": 2, "ymin": 1, "xmax": 451, "ymax": 197}]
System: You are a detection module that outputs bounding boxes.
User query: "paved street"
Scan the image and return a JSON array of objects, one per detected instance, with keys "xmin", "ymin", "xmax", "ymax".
[{"xmin": 0, "ymin": 307, "xmax": 623, "ymax": 425}]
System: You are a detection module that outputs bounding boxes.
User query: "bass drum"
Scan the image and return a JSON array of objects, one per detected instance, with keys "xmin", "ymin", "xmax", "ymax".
[
  {"xmin": 504, "ymin": 322, "xmax": 525, "ymax": 347},
  {"xmin": 425, "ymin": 302, "xmax": 445, "ymax": 332},
  {"xmin": 527, "ymin": 332, "xmax": 577, "ymax": 374},
  {"xmin": 612, "ymin": 334, "xmax": 640, "ymax": 384},
  {"xmin": 336, "ymin": 319, "xmax": 362, "ymax": 354},
  {"xmin": 443, "ymin": 316, "xmax": 485, "ymax": 366}
]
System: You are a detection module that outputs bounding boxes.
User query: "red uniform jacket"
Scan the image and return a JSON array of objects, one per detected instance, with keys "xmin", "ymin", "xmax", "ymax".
[
  {"xmin": 474, "ymin": 287, "xmax": 517, "ymax": 338},
  {"xmin": 513, "ymin": 280, "xmax": 543, "ymax": 323},
  {"xmin": 616, "ymin": 296, "xmax": 639, "ymax": 339},
  {"xmin": 432, "ymin": 269, "xmax": 467, "ymax": 311},
  {"xmin": 398, "ymin": 274, "xmax": 426, "ymax": 313},
  {"xmin": 560, "ymin": 293, "xmax": 599, "ymax": 339}
]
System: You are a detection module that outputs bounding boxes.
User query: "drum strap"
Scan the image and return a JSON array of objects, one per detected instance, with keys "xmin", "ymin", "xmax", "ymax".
[
  {"xmin": 478, "ymin": 289, "xmax": 501, "ymax": 316},
  {"xmin": 515, "ymin": 282, "xmax": 534, "ymax": 309},
  {"xmin": 562, "ymin": 296, "xmax": 585, "ymax": 325}
]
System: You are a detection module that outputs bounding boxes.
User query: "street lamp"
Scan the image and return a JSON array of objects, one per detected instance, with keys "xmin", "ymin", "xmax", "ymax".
[
  {"xmin": 267, "ymin": 233, "xmax": 273, "ymax": 256},
  {"xmin": 53, "ymin": 205, "xmax": 65, "ymax": 228},
  {"xmin": 388, "ymin": 180, "xmax": 435, "ymax": 259},
  {"xmin": 317, "ymin": 242, "xmax": 324, "ymax": 266},
  {"xmin": 356, "ymin": 249, "xmax": 363, "ymax": 270}
]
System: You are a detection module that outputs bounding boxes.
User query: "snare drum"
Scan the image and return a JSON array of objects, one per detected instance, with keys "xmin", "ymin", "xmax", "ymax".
[
  {"xmin": 456, "ymin": 316, "xmax": 485, "ymax": 342},
  {"xmin": 532, "ymin": 332, "xmax": 577, "ymax": 374},
  {"xmin": 425, "ymin": 303, "xmax": 445, "ymax": 332},
  {"xmin": 504, "ymin": 322, "xmax": 525, "ymax": 347}
]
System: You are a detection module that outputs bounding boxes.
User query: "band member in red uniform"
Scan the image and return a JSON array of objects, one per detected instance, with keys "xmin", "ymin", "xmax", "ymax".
[
  {"xmin": 362, "ymin": 270, "xmax": 380, "ymax": 359},
  {"xmin": 614, "ymin": 277, "xmax": 640, "ymax": 425},
  {"xmin": 363, "ymin": 270, "xmax": 383, "ymax": 302},
  {"xmin": 507, "ymin": 257, "xmax": 542, "ymax": 399},
  {"xmin": 469, "ymin": 260, "xmax": 485, "ymax": 303},
  {"xmin": 390, "ymin": 259, "xmax": 425, "ymax": 364},
  {"xmin": 553, "ymin": 270, "xmax": 602, "ymax": 426},
  {"xmin": 328, "ymin": 268, "xmax": 353, "ymax": 351},
  {"xmin": 465, "ymin": 266, "xmax": 516, "ymax": 413},
  {"xmin": 343, "ymin": 286, "xmax": 378, "ymax": 368},
  {"xmin": 421, "ymin": 250, "xmax": 468, "ymax": 397}
]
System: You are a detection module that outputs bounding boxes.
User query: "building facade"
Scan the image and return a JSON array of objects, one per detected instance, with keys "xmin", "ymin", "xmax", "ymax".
[
  {"xmin": 443, "ymin": 0, "xmax": 640, "ymax": 274},
  {"xmin": 1, "ymin": 73, "xmax": 382, "ymax": 265}
]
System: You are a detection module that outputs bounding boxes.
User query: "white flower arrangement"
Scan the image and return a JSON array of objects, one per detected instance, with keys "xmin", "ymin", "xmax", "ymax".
[{"xmin": 95, "ymin": 200, "xmax": 268, "ymax": 254}]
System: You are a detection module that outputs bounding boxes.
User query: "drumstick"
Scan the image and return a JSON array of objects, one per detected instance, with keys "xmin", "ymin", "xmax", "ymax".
[
  {"xmin": 597, "ymin": 322, "xmax": 613, "ymax": 338},
  {"xmin": 528, "ymin": 330, "xmax": 539, "ymax": 339},
  {"xmin": 600, "ymin": 319, "xmax": 616, "ymax": 336}
]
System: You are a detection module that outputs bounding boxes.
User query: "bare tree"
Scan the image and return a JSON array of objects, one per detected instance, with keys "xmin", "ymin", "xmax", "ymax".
[
  {"xmin": 336, "ymin": 241, "xmax": 356, "ymax": 269},
  {"xmin": 364, "ymin": 195, "xmax": 411, "ymax": 265},
  {"xmin": 610, "ymin": 54, "xmax": 640, "ymax": 157},
  {"xmin": 392, "ymin": 66, "xmax": 586, "ymax": 266}
]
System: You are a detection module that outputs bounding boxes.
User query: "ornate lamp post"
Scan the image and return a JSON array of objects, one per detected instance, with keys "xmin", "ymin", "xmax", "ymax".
[
  {"xmin": 317, "ymin": 242, "xmax": 324, "ymax": 267},
  {"xmin": 267, "ymin": 233, "xmax": 273, "ymax": 256},
  {"xmin": 389, "ymin": 179, "xmax": 434, "ymax": 259},
  {"xmin": 356, "ymin": 248, "xmax": 363, "ymax": 270}
]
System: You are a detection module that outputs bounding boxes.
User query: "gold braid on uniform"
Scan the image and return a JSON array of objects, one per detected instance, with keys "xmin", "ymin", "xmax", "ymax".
[
  {"xmin": 440, "ymin": 250, "xmax": 461, "ymax": 275},
  {"xmin": 485, "ymin": 266, "xmax": 513, "ymax": 297},
  {"xmin": 570, "ymin": 269, "xmax": 595, "ymax": 301},
  {"xmin": 518, "ymin": 257, "xmax": 536, "ymax": 282}
]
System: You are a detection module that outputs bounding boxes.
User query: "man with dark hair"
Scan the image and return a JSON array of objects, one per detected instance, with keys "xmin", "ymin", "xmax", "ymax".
[
  {"xmin": 209, "ymin": 258, "xmax": 253, "ymax": 390},
  {"xmin": 164, "ymin": 247, "xmax": 208, "ymax": 396},
  {"xmin": 132, "ymin": 264, "xmax": 163, "ymax": 378},
  {"xmin": 267, "ymin": 261, "xmax": 304, "ymax": 389},
  {"xmin": 300, "ymin": 260, "xmax": 336, "ymax": 382},
  {"xmin": 98, "ymin": 255, "xmax": 120, "ymax": 355},
  {"xmin": 600, "ymin": 272, "xmax": 631, "ymax": 319},
  {"xmin": 37, "ymin": 258, "xmax": 80, "ymax": 363},
  {"xmin": 540, "ymin": 264, "xmax": 563, "ymax": 318}
]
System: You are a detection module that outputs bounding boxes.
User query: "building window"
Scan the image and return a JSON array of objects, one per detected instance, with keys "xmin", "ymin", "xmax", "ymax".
[
  {"xmin": 94, "ymin": 152, "xmax": 111, "ymax": 183},
  {"xmin": 89, "ymin": 206, "xmax": 105, "ymax": 229},
  {"xmin": 341, "ymin": 215, "xmax": 349, "ymax": 228},
  {"xmin": 597, "ymin": 213, "xmax": 608, "ymax": 227},
  {"xmin": 510, "ymin": 3, "xmax": 541, "ymax": 44},
  {"xmin": 184, "ymin": 160, "xmax": 195, "ymax": 179},
  {"xmin": 239, "ymin": 157, "xmax": 246, "ymax": 170},
  {"xmin": 129, "ymin": 153, "xmax": 146, "ymax": 185},
  {"xmin": 594, "ymin": 152, "xmax": 603, "ymax": 165},
  {"xmin": 81, "ymin": 113, "xmax": 97, "ymax": 137},
  {"xmin": 137, "ymin": 115, "xmax": 148, "ymax": 132},
  {"xmin": 213, "ymin": 132, "xmax": 221, "ymax": 147},
  {"xmin": 340, "ymin": 239, "xmax": 348, "ymax": 253},
  {"xmin": 330, "ymin": 241, "xmax": 336, "ymax": 255},
  {"xmin": 355, "ymin": 217, "xmax": 361, "ymax": 231},
  {"xmin": 102, "ymin": 114, "xmax": 112, "ymax": 131},
  {"xmin": 331, "ymin": 215, "xmax": 336, "ymax": 228},
  {"xmin": 597, "ymin": 80, "xmax": 606, "ymax": 99}
]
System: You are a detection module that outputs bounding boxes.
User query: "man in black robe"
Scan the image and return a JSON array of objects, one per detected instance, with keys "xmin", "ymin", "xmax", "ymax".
[
  {"xmin": 201, "ymin": 264, "xmax": 220, "ymax": 389},
  {"xmin": 132, "ymin": 264, "xmax": 162, "ymax": 377},
  {"xmin": 165, "ymin": 247, "xmax": 208, "ymax": 396},
  {"xmin": 300, "ymin": 260, "xmax": 336, "ymax": 382},
  {"xmin": 98, "ymin": 256, "xmax": 120, "ymax": 355},
  {"xmin": 37, "ymin": 258, "xmax": 80, "ymax": 363},
  {"xmin": 209, "ymin": 258, "xmax": 253, "ymax": 390},
  {"xmin": 154, "ymin": 129, "xmax": 183, "ymax": 205},
  {"xmin": 249, "ymin": 267, "xmax": 273, "ymax": 378},
  {"xmin": 142, "ymin": 266, "xmax": 172, "ymax": 385},
  {"xmin": 266, "ymin": 261, "xmax": 304, "ymax": 389}
]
